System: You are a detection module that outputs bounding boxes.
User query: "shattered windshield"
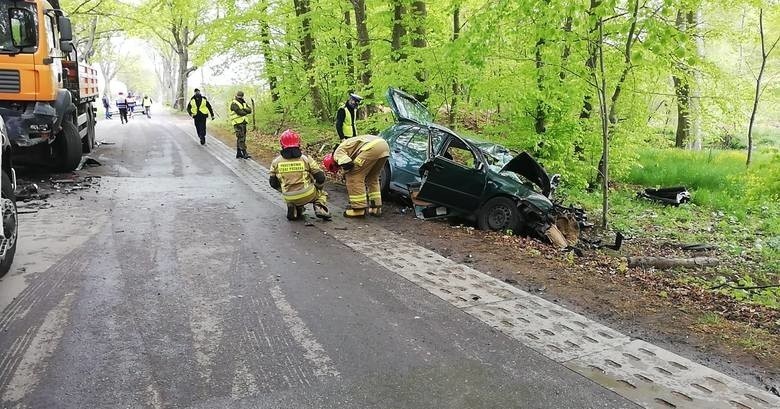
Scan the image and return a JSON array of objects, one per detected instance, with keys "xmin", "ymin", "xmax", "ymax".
[
  {"xmin": 471, "ymin": 141, "xmax": 515, "ymax": 169},
  {"xmin": 0, "ymin": 3, "xmax": 38, "ymax": 54}
]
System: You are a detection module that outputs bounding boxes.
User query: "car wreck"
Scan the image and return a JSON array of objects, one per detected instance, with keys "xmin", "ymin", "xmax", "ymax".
[{"xmin": 379, "ymin": 88, "xmax": 583, "ymax": 247}]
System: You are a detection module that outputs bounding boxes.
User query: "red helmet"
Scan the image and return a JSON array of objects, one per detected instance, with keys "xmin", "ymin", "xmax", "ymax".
[
  {"xmin": 280, "ymin": 129, "xmax": 301, "ymax": 149},
  {"xmin": 322, "ymin": 153, "xmax": 339, "ymax": 174}
]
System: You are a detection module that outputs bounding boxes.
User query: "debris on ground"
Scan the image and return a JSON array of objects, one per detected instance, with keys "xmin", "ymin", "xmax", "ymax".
[
  {"xmin": 637, "ymin": 186, "xmax": 691, "ymax": 205},
  {"xmin": 76, "ymin": 157, "xmax": 102, "ymax": 171}
]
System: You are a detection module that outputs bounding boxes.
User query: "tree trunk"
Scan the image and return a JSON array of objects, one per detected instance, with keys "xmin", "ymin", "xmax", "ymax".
[
  {"xmin": 689, "ymin": 10, "xmax": 704, "ymax": 150},
  {"xmin": 449, "ymin": 6, "xmax": 460, "ymax": 127},
  {"xmin": 391, "ymin": 0, "xmax": 407, "ymax": 62},
  {"xmin": 534, "ymin": 38, "xmax": 546, "ymax": 134},
  {"xmin": 344, "ymin": 9, "xmax": 355, "ymax": 83},
  {"xmin": 673, "ymin": 74, "xmax": 691, "ymax": 148},
  {"xmin": 294, "ymin": 0, "xmax": 327, "ymax": 120},
  {"xmin": 351, "ymin": 0, "xmax": 373, "ymax": 106},
  {"xmin": 606, "ymin": 0, "xmax": 639, "ymax": 124},
  {"xmin": 259, "ymin": 4, "xmax": 279, "ymax": 103},
  {"xmin": 580, "ymin": 0, "xmax": 601, "ymax": 119},
  {"xmin": 174, "ymin": 43, "xmax": 190, "ymax": 111},
  {"xmin": 410, "ymin": 1, "xmax": 428, "ymax": 102}
]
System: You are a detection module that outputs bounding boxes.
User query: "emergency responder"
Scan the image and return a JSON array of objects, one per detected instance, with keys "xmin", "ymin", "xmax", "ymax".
[
  {"xmin": 323, "ymin": 134, "xmax": 390, "ymax": 217},
  {"xmin": 115, "ymin": 92, "xmax": 128, "ymax": 124},
  {"xmin": 334, "ymin": 93, "xmax": 362, "ymax": 140},
  {"xmin": 187, "ymin": 89, "xmax": 215, "ymax": 145},
  {"xmin": 126, "ymin": 93, "xmax": 137, "ymax": 117},
  {"xmin": 269, "ymin": 130, "xmax": 331, "ymax": 221},
  {"xmin": 229, "ymin": 91, "xmax": 252, "ymax": 159},
  {"xmin": 142, "ymin": 95, "xmax": 153, "ymax": 118}
]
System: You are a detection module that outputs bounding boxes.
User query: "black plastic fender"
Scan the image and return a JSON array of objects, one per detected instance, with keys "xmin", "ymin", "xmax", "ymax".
[{"xmin": 52, "ymin": 90, "xmax": 76, "ymax": 129}]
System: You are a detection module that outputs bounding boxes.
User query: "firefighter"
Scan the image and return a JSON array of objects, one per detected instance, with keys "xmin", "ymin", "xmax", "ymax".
[
  {"xmin": 323, "ymin": 134, "xmax": 390, "ymax": 217},
  {"xmin": 269, "ymin": 129, "xmax": 331, "ymax": 221},
  {"xmin": 187, "ymin": 88, "xmax": 215, "ymax": 145},
  {"xmin": 334, "ymin": 93, "xmax": 362, "ymax": 140},
  {"xmin": 229, "ymin": 91, "xmax": 252, "ymax": 159}
]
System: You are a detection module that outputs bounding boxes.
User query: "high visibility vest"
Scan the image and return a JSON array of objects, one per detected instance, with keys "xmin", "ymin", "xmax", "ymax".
[
  {"xmin": 340, "ymin": 106, "xmax": 356, "ymax": 138},
  {"xmin": 229, "ymin": 99, "xmax": 250, "ymax": 125},
  {"xmin": 189, "ymin": 97, "xmax": 210, "ymax": 116}
]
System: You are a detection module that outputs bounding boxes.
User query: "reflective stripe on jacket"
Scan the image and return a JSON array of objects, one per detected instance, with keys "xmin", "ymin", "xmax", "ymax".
[
  {"xmin": 333, "ymin": 135, "xmax": 389, "ymax": 166},
  {"xmin": 269, "ymin": 155, "xmax": 322, "ymax": 203}
]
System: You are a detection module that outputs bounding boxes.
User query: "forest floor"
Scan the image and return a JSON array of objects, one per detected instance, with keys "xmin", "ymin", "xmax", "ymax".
[{"xmin": 208, "ymin": 123, "xmax": 780, "ymax": 395}]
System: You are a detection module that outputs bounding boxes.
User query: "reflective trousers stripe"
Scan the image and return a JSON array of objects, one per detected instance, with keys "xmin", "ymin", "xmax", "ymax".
[{"xmin": 284, "ymin": 185, "xmax": 316, "ymax": 202}]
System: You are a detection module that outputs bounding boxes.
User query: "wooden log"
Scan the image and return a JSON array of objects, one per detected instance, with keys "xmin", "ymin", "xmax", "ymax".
[{"xmin": 627, "ymin": 256, "xmax": 718, "ymax": 269}]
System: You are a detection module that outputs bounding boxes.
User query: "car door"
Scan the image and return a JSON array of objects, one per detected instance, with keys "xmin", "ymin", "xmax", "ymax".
[
  {"xmin": 416, "ymin": 134, "xmax": 487, "ymax": 213},
  {"xmin": 386, "ymin": 125, "xmax": 416, "ymax": 191}
]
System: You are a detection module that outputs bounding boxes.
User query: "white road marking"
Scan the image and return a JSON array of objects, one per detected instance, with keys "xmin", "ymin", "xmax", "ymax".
[
  {"xmin": 268, "ymin": 284, "xmax": 340, "ymax": 379},
  {"xmin": 2, "ymin": 293, "xmax": 74, "ymax": 403}
]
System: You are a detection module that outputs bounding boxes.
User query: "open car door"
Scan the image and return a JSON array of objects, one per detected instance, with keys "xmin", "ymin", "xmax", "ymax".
[
  {"xmin": 416, "ymin": 134, "xmax": 486, "ymax": 213},
  {"xmin": 386, "ymin": 88, "xmax": 434, "ymax": 125}
]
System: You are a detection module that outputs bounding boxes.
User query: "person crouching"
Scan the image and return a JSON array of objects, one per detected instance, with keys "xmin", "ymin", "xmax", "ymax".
[{"xmin": 269, "ymin": 130, "xmax": 332, "ymax": 221}]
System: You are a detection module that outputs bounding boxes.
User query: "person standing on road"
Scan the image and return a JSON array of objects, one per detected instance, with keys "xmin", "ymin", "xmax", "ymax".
[
  {"xmin": 142, "ymin": 95, "xmax": 153, "ymax": 118},
  {"xmin": 323, "ymin": 134, "xmax": 389, "ymax": 218},
  {"xmin": 229, "ymin": 91, "xmax": 252, "ymax": 159},
  {"xmin": 269, "ymin": 129, "xmax": 331, "ymax": 221},
  {"xmin": 102, "ymin": 94, "xmax": 112, "ymax": 119},
  {"xmin": 187, "ymin": 89, "xmax": 214, "ymax": 145},
  {"xmin": 127, "ymin": 93, "xmax": 137, "ymax": 118},
  {"xmin": 334, "ymin": 93, "xmax": 362, "ymax": 140},
  {"xmin": 116, "ymin": 92, "xmax": 129, "ymax": 124}
]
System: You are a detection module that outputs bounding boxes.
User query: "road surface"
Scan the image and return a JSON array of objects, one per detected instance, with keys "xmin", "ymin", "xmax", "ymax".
[{"xmin": 0, "ymin": 112, "xmax": 776, "ymax": 409}]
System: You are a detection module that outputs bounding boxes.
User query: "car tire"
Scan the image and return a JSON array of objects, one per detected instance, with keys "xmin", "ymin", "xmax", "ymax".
[
  {"xmin": 56, "ymin": 117, "xmax": 82, "ymax": 172},
  {"xmin": 477, "ymin": 196, "xmax": 520, "ymax": 232},
  {"xmin": 0, "ymin": 171, "xmax": 18, "ymax": 277},
  {"xmin": 379, "ymin": 162, "xmax": 391, "ymax": 196}
]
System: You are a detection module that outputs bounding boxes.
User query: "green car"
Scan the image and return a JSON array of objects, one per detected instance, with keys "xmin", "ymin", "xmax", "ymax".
[{"xmin": 380, "ymin": 88, "xmax": 562, "ymax": 237}]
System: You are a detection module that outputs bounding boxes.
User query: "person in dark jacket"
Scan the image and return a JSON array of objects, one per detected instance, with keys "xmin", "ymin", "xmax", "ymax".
[
  {"xmin": 187, "ymin": 89, "xmax": 215, "ymax": 145},
  {"xmin": 102, "ymin": 94, "xmax": 112, "ymax": 119},
  {"xmin": 334, "ymin": 93, "xmax": 362, "ymax": 140},
  {"xmin": 115, "ymin": 92, "xmax": 128, "ymax": 124}
]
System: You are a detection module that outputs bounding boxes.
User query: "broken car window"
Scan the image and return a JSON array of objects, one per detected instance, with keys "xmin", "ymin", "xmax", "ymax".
[{"xmin": 442, "ymin": 138, "xmax": 477, "ymax": 169}]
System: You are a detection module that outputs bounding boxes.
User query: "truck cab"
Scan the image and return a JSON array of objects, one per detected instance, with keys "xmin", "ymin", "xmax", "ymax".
[{"xmin": 0, "ymin": 0, "xmax": 98, "ymax": 171}]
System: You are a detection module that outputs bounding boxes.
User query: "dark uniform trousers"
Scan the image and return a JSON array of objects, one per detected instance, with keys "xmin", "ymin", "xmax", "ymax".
[{"xmin": 194, "ymin": 115, "xmax": 208, "ymax": 139}]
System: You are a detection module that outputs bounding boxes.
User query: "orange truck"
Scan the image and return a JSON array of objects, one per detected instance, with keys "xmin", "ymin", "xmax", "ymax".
[{"xmin": 0, "ymin": 0, "xmax": 98, "ymax": 171}]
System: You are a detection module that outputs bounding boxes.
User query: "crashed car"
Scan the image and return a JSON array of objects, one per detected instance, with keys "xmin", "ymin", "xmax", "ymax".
[{"xmin": 379, "ymin": 88, "xmax": 576, "ymax": 245}]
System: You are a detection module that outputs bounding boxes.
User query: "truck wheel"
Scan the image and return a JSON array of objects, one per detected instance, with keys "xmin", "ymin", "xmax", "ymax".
[
  {"xmin": 82, "ymin": 105, "xmax": 96, "ymax": 153},
  {"xmin": 477, "ymin": 196, "xmax": 520, "ymax": 232},
  {"xmin": 56, "ymin": 118, "xmax": 82, "ymax": 172},
  {"xmin": 0, "ymin": 171, "xmax": 18, "ymax": 277}
]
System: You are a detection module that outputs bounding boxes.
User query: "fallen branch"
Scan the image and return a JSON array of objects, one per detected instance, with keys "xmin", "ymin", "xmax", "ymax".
[
  {"xmin": 710, "ymin": 283, "xmax": 780, "ymax": 291},
  {"xmin": 627, "ymin": 256, "xmax": 718, "ymax": 269}
]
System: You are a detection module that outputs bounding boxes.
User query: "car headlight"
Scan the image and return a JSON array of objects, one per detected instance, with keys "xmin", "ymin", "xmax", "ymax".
[{"xmin": 29, "ymin": 124, "xmax": 51, "ymax": 132}]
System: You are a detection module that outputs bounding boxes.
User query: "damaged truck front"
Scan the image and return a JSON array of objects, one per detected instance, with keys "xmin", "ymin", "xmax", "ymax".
[{"xmin": 381, "ymin": 87, "xmax": 581, "ymax": 246}]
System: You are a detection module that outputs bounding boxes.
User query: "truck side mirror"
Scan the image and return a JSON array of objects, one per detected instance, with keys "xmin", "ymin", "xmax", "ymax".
[
  {"xmin": 60, "ymin": 41, "xmax": 73, "ymax": 53},
  {"xmin": 58, "ymin": 16, "xmax": 73, "ymax": 42}
]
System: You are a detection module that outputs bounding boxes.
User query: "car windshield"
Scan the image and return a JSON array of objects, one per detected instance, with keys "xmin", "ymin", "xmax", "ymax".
[
  {"xmin": 471, "ymin": 141, "xmax": 515, "ymax": 169},
  {"xmin": 0, "ymin": 3, "xmax": 38, "ymax": 54}
]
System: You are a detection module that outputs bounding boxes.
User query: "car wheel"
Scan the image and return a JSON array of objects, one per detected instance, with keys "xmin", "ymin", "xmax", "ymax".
[
  {"xmin": 379, "ymin": 162, "xmax": 391, "ymax": 196},
  {"xmin": 477, "ymin": 196, "xmax": 520, "ymax": 232},
  {"xmin": 0, "ymin": 171, "xmax": 17, "ymax": 277}
]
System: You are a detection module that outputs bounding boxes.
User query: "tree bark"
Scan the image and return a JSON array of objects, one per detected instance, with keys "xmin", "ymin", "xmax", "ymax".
[
  {"xmin": 410, "ymin": 1, "xmax": 428, "ymax": 102},
  {"xmin": 351, "ymin": 0, "xmax": 373, "ymax": 105},
  {"xmin": 606, "ymin": 0, "xmax": 639, "ymax": 124},
  {"xmin": 627, "ymin": 256, "xmax": 718, "ymax": 269},
  {"xmin": 391, "ymin": 0, "xmax": 407, "ymax": 62},
  {"xmin": 259, "ymin": 3, "xmax": 279, "ymax": 103},
  {"xmin": 673, "ymin": 10, "xmax": 691, "ymax": 148},
  {"xmin": 294, "ymin": 0, "xmax": 327, "ymax": 120},
  {"xmin": 580, "ymin": 0, "xmax": 601, "ymax": 119},
  {"xmin": 344, "ymin": 9, "xmax": 355, "ymax": 83},
  {"xmin": 449, "ymin": 6, "xmax": 460, "ymax": 126},
  {"xmin": 534, "ymin": 38, "xmax": 546, "ymax": 134},
  {"xmin": 747, "ymin": 9, "xmax": 779, "ymax": 166}
]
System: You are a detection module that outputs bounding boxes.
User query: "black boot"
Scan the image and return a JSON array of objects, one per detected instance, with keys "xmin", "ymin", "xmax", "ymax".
[
  {"xmin": 236, "ymin": 148, "xmax": 242, "ymax": 158},
  {"xmin": 242, "ymin": 150, "xmax": 252, "ymax": 159},
  {"xmin": 200, "ymin": 136, "xmax": 206, "ymax": 145}
]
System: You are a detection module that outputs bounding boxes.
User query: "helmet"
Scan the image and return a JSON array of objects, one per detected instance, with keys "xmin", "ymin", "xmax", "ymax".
[
  {"xmin": 348, "ymin": 93, "xmax": 363, "ymax": 104},
  {"xmin": 280, "ymin": 129, "xmax": 301, "ymax": 149},
  {"xmin": 322, "ymin": 153, "xmax": 339, "ymax": 174}
]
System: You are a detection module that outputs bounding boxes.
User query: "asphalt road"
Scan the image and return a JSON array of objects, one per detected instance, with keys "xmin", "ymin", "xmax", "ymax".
[{"xmin": 0, "ymin": 111, "xmax": 637, "ymax": 408}]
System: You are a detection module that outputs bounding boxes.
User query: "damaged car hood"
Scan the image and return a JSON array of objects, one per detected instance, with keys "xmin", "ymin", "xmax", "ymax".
[{"xmin": 500, "ymin": 152, "xmax": 552, "ymax": 198}]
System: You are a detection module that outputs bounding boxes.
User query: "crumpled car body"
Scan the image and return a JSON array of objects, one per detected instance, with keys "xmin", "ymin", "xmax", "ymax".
[{"xmin": 379, "ymin": 88, "xmax": 572, "ymax": 243}]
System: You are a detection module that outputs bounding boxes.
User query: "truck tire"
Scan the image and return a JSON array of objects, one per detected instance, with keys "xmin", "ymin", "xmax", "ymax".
[
  {"xmin": 56, "ymin": 118, "xmax": 82, "ymax": 172},
  {"xmin": 82, "ymin": 104, "xmax": 96, "ymax": 153},
  {"xmin": 0, "ymin": 171, "xmax": 18, "ymax": 277}
]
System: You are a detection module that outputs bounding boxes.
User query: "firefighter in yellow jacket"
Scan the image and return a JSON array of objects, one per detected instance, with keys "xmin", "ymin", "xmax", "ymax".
[
  {"xmin": 323, "ymin": 134, "xmax": 390, "ymax": 217},
  {"xmin": 269, "ymin": 130, "xmax": 331, "ymax": 221}
]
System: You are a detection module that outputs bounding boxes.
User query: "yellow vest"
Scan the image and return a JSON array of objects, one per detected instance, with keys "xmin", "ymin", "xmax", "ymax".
[
  {"xmin": 340, "ymin": 106, "xmax": 355, "ymax": 138},
  {"xmin": 188, "ymin": 97, "xmax": 210, "ymax": 116},
  {"xmin": 229, "ymin": 99, "xmax": 250, "ymax": 125}
]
